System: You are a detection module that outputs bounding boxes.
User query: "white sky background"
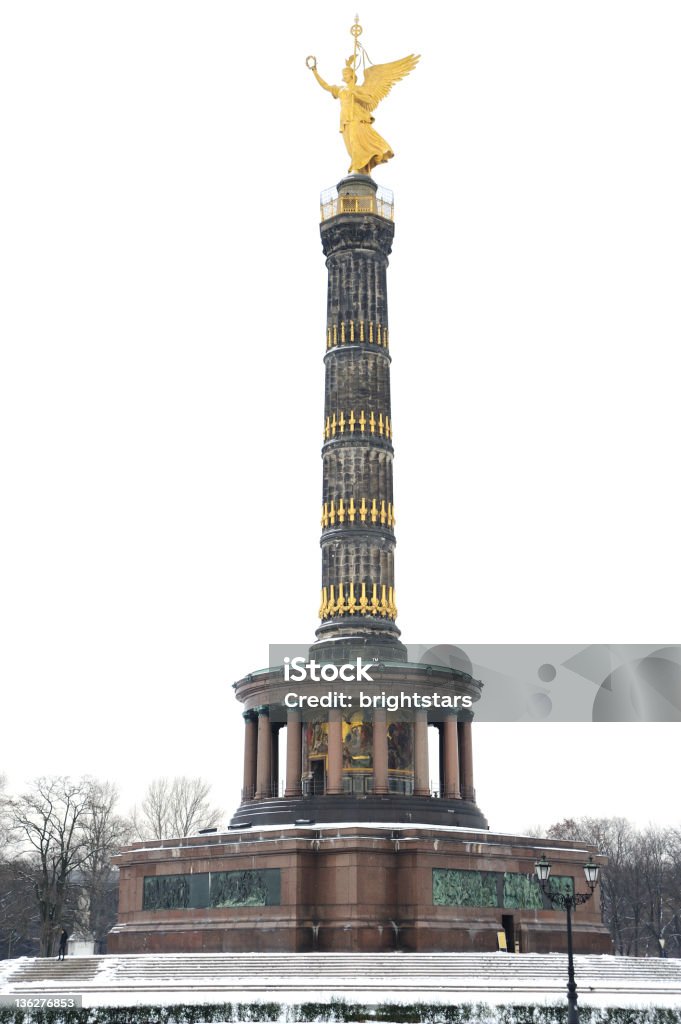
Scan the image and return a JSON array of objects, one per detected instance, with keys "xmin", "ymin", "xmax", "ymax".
[{"xmin": 1, "ymin": 2, "xmax": 680, "ymax": 836}]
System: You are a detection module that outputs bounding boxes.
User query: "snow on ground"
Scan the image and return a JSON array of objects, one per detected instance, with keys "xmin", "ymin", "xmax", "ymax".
[{"xmin": 2, "ymin": 953, "xmax": 681, "ymax": 1012}]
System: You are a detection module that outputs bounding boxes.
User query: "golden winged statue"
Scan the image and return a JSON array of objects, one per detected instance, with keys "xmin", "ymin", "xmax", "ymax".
[{"xmin": 307, "ymin": 21, "xmax": 419, "ymax": 175}]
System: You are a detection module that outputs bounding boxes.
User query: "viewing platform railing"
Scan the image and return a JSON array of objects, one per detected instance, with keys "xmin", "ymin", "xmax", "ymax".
[{"xmin": 320, "ymin": 185, "xmax": 394, "ymax": 222}]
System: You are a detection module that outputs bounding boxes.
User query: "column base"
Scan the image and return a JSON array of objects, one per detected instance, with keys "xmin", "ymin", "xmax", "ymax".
[
  {"xmin": 230, "ymin": 793, "xmax": 488, "ymax": 830},
  {"xmin": 311, "ymin": 622, "xmax": 407, "ymax": 663}
]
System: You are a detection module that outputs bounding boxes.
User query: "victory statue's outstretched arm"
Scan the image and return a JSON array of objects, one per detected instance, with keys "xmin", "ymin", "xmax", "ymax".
[{"xmin": 309, "ymin": 64, "xmax": 336, "ymax": 96}]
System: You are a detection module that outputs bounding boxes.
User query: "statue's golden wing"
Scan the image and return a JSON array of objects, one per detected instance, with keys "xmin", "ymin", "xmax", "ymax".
[{"xmin": 360, "ymin": 55, "xmax": 420, "ymax": 112}]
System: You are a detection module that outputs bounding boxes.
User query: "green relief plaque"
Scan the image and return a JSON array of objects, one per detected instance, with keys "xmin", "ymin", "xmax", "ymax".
[
  {"xmin": 432, "ymin": 869, "xmax": 498, "ymax": 907},
  {"xmin": 210, "ymin": 869, "xmax": 280, "ymax": 908},
  {"xmin": 143, "ymin": 874, "xmax": 188, "ymax": 910},
  {"xmin": 143, "ymin": 873, "xmax": 208, "ymax": 910},
  {"xmin": 432, "ymin": 869, "xmax": 576, "ymax": 910},
  {"xmin": 143, "ymin": 869, "xmax": 280, "ymax": 911},
  {"xmin": 503, "ymin": 872, "xmax": 543, "ymax": 910}
]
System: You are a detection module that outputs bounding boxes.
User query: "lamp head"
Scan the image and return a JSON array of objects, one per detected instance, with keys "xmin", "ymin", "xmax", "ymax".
[
  {"xmin": 583, "ymin": 858, "xmax": 600, "ymax": 889},
  {"xmin": 534, "ymin": 856, "xmax": 552, "ymax": 884}
]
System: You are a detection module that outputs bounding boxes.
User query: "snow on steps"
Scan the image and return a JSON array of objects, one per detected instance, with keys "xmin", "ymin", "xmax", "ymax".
[{"xmin": 2, "ymin": 953, "xmax": 681, "ymax": 1009}]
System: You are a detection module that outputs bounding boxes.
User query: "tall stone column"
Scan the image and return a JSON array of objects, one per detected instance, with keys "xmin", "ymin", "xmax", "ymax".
[
  {"xmin": 327, "ymin": 710, "xmax": 343, "ymax": 795},
  {"xmin": 437, "ymin": 722, "xmax": 445, "ymax": 796},
  {"xmin": 285, "ymin": 709, "xmax": 302, "ymax": 797},
  {"xmin": 459, "ymin": 717, "xmax": 476, "ymax": 801},
  {"xmin": 443, "ymin": 713, "xmax": 461, "ymax": 799},
  {"xmin": 373, "ymin": 708, "xmax": 388, "ymax": 794},
  {"xmin": 242, "ymin": 710, "xmax": 258, "ymax": 801},
  {"xmin": 271, "ymin": 725, "xmax": 280, "ymax": 798},
  {"xmin": 255, "ymin": 707, "xmax": 272, "ymax": 800},
  {"xmin": 413, "ymin": 710, "xmax": 430, "ymax": 796},
  {"xmin": 315, "ymin": 175, "xmax": 405, "ymax": 660}
]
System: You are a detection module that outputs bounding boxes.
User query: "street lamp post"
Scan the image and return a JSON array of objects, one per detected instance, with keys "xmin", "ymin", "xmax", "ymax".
[{"xmin": 534, "ymin": 856, "xmax": 600, "ymax": 1024}]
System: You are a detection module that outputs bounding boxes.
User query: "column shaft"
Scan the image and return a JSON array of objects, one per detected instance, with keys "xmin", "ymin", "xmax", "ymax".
[
  {"xmin": 437, "ymin": 723, "xmax": 445, "ymax": 796},
  {"xmin": 413, "ymin": 710, "xmax": 430, "ymax": 796},
  {"xmin": 255, "ymin": 709, "xmax": 272, "ymax": 800},
  {"xmin": 317, "ymin": 181, "xmax": 400, "ymax": 647},
  {"xmin": 459, "ymin": 720, "xmax": 476, "ymax": 800},
  {"xmin": 285, "ymin": 710, "xmax": 302, "ymax": 797},
  {"xmin": 271, "ymin": 726, "xmax": 280, "ymax": 797},
  {"xmin": 242, "ymin": 713, "xmax": 257, "ymax": 801},
  {"xmin": 373, "ymin": 708, "xmax": 388, "ymax": 795},
  {"xmin": 443, "ymin": 714, "xmax": 461, "ymax": 799},
  {"xmin": 327, "ymin": 710, "xmax": 343, "ymax": 795}
]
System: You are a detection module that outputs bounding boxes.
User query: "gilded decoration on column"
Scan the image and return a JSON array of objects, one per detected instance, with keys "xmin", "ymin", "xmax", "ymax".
[
  {"xmin": 321, "ymin": 499, "xmax": 395, "ymax": 528},
  {"xmin": 319, "ymin": 583, "xmax": 397, "ymax": 621},
  {"xmin": 324, "ymin": 411, "xmax": 392, "ymax": 440},
  {"xmin": 307, "ymin": 17, "xmax": 419, "ymax": 176},
  {"xmin": 326, "ymin": 320, "xmax": 390, "ymax": 349}
]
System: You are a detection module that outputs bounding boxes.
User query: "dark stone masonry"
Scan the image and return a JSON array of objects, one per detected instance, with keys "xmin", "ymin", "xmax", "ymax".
[{"xmin": 318, "ymin": 176, "xmax": 399, "ymax": 653}]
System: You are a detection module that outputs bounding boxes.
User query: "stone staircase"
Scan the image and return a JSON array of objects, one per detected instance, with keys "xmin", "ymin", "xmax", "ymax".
[{"xmin": 2, "ymin": 953, "xmax": 681, "ymax": 1007}]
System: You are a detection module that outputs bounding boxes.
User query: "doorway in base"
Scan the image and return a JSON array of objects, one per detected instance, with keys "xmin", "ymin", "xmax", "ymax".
[
  {"xmin": 502, "ymin": 914, "xmax": 516, "ymax": 953},
  {"xmin": 310, "ymin": 758, "xmax": 325, "ymax": 795}
]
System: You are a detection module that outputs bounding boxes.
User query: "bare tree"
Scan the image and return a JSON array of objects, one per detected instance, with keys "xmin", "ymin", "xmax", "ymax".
[
  {"xmin": 546, "ymin": 816, "xmax": 637, "ymax": 954},
  {"xmin": 521, "ymin": 823, "xmax": 547, "ymax": 839},
  {"xmin": 667, "ymin": 828, "xmax": 681, "ymax": 955},
  {"xmin": 7, "ymin": 776, "xmax": 95, "ymax": 956},
  {"xmin": 0, "ymin": 774, "xmax": 9, "ymax": 849},
  {"xmin": 76, "ymin": 781, "xmax": 131, "ymax": 951},
  {"xmin": 167, "ymin": 777, "xmax": 222, "ymax": 838},
  {"xmin": 0, "ymin": 776, "xmax": 39, "ymax": 957},
  {"xmin": 601, "ymin": 818, "xmax": 640, "ymax": 956},
  {"xmin": 636, "ymin": 825, "xmax": 681, "ymax": 956},
  {"xmin": 132, "ymin": 777, "xmax": 222, "ymax": 840},
  {"xmin": 0, "ymin": 858, "xmax": 40, "ymax": 958},
  {"xmin": 131, "ymin": 778, "xmax": 171, "ymax": 841},
  {"xmin": 545, "ymin": 815, "xmax": 681, "ymax": 958}
]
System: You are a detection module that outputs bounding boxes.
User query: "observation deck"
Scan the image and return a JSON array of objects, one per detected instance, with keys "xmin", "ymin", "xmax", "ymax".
[{"xmin": 320, "ymin": 181, "xmax": 394, "ymax": 222}]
